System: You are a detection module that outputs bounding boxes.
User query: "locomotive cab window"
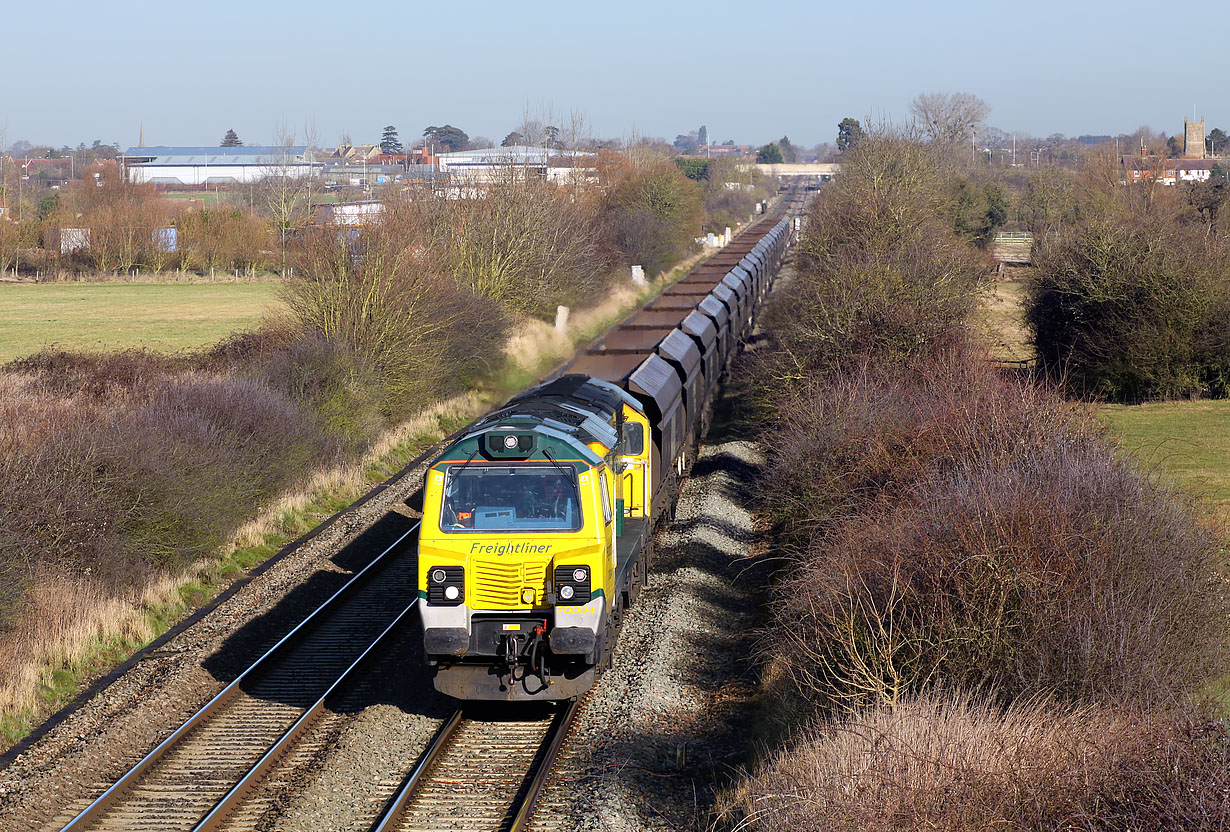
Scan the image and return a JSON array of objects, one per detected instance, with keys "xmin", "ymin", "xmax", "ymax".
[
  {"xmin": 440, "ymin": 465, "xmax": 582, "ymax": 532},
  {"xmin": 599, "ymin": 471, "xmax": 612, "ymax": 525},
  {"xmin": 619, "ymin": 422, "xmax": 644, "ymax": 456}
]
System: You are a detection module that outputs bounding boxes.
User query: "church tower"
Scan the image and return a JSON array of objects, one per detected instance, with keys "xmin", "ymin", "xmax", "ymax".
[{"xmin": 1184, "ymin": 117, "xmax": 1206, "ymax": 159}]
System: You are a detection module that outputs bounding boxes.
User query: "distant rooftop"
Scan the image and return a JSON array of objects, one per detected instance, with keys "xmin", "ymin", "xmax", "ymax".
[
  {"xmin": 436, "ymin": 145, "xmax": 593, "ymax": 165},
  {"xmin": 123, "ymin": 146, "xmax": 314, "ymax": 166}
]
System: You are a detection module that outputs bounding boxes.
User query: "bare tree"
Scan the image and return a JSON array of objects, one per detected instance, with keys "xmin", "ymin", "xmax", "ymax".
[
  {"xmin": 910, "ymin": 92, "xmax": 990, "ymax": 146},
  {"xmin": 260, "ymin": 123, "xmax": 313, "ymax": 273}
]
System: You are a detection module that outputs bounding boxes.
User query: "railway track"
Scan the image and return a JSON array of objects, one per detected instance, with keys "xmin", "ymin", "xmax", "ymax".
[
  {"xmin": 54, "ymin": 523, "xmax": 422, "ymax": 832},
  {"xmin": 373, "ymin": 700, "xmax": 580, "ymax": 832}
]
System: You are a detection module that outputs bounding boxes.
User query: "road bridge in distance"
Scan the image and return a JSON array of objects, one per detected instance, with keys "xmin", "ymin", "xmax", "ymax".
[{"xmin": 756, "ymin": 162, "xmax": 840, "ymax": 182}]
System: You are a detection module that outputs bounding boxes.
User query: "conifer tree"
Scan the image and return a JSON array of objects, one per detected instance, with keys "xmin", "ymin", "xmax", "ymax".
[{"xmin": 381, "ymin": 125, "xmax": 403, "ymax": 154}]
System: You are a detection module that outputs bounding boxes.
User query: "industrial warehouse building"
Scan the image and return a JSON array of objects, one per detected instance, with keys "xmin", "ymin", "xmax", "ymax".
[
  {"xmin": 121, "ymin": 146, "xmax": 319, "ymax": 185},
  {"xmin": 435, "ymin": 145, "xmax": 595, "ymax": 183}
]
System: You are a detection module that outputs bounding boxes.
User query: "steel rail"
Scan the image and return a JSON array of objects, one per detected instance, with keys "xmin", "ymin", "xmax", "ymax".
[
  {"xmin": 371, "ymin": 709, "xmax": 465, "ymax": 832},
  {"xmin": 508, "ymin": 698, "xmax": 580, "ymax": 832},
  {"xmin": 59, "ymin": 521, "xmax": 421, "ymax": 832},
  {"xmin": 371, "ymin": 698, "xmax": 580, "ymax": 832},
  {"xmin": 191, "ymin": 598, "xmax": 419, "ymax": 831}
]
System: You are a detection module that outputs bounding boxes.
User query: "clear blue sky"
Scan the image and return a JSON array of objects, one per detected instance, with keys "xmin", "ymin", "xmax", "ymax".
[{"xmin": 4, "ymin": 0, "xmax": 1226, "ymax": 150}]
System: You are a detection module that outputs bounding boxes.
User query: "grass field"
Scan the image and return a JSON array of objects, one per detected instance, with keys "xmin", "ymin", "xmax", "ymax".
[
  {"xmin": 1100, "ymin": 400, "xmax": 1230, "ymax": 528},
  {"xmin": 0, "ymin": 283, "xmax": 283, "ymax": 361}
]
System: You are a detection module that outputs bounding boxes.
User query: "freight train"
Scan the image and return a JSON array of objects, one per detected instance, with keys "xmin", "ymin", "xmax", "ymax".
[{"xmin": 416, "ymin": 213, "xmax": 793, "ymax": 701}]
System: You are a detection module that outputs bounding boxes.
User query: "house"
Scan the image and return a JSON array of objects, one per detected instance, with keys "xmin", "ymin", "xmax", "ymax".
[
  {"xmin": 1121, "ymin": 156, "xmax": 1221, "ymax": 186},
  {"xmin": 122, "ymin": 146, "xmax": 319, "ymax": 186},
  {"xmin": 316, "ymin": 200, "xmax": 385, "ymax": 225},
  {"xmin": 330, "ymin": 144, "xmax": 383, "ymax": 163}
]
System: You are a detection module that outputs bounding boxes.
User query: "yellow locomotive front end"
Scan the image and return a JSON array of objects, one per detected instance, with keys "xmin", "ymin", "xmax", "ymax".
[{"xmin": 417, "ymin": 376, "xmax": 638, "ymax": 701}]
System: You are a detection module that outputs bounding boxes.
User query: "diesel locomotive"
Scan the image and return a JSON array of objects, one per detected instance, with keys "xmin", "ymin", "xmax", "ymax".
[{"xmin": 417, "ymin": 213, "xmax": 793, "ymax": 700}]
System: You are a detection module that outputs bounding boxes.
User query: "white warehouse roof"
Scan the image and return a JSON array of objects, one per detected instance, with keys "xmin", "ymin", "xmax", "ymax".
[{"xmin": 123, "ymin": 146, "xmax": 314, "ymax": 166}]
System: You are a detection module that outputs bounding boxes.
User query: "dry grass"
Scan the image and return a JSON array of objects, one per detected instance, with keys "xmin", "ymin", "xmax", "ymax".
[
  {"xmin": 979, "ymin": 266, "xmax": 1033, "ymax": 362},
  {"xmin": 0, "ymin": 386, "xmax": 486, "ymax": 737},
  {"xmin": 730, "ymin": 693, "xmax": 1230, "ymax": 832},
  {"xmin": 0, "ymin": 569, "xmax": 182, "ymax": 724}
]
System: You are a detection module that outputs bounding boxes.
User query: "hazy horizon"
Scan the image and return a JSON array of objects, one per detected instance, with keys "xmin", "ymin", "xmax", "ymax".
[{"xmin": 4, "ymin": 0, "xmax": 1226, "ymax": 151}]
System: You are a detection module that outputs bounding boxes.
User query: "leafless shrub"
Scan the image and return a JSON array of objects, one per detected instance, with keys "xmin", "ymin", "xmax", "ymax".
[
  {"xmin": 761, "ymin": 351, "xmax": 1228, "ymax": 714},
  {"xmin": 56, "ymin": 169, "xmax": 171, "ymax": 273},
  {"xmin": 390, "ymin": 169, "xmax": 616, "ymax": 319},
  {"xmin": 731, "ymin": 693, "xmax": 1230, "ymax": 832},
  {"xmin": 282, "ymin": 207, "xmax": 509, "ymax": 422},
  {"xmin": 767, "ymin": 132, "xmax": 988, "ymax": 376},
  {"xmin": 176, "ymin": 207, "xmax": 275, "ymax": 272}
]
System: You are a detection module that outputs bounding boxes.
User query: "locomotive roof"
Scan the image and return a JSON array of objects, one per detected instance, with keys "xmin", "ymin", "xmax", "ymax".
[{"xmin": 444, "ymin": 374, "xmax": 645, "ymax": 468}]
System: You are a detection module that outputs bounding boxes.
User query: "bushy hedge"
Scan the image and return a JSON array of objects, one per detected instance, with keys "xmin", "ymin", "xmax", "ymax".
[
  {"xmin": 734, "ymin": 694, "xmax": 1230, "ymax": 831},
  {"xmin": 734, "ymin": 129, "xmax": 1230, "ymax": 830},
  {"xmin": 773, "ymin": 135, "xmax": 986, "ymax": 374},
  {"xmin": 603, "ymin": 160, "xmax": 703, "ymax": 278},
  {"xmin": 762, "ymin": 351, "xmax": 1228, "ymax": 713},
  {"xmin": 1029, "ymin": 215, "xmax": 1230, "ymax": 401}
]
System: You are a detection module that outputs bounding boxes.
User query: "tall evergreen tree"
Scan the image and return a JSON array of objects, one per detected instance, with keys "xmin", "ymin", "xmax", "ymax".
[
  {"xmin": 756, "ymin": 143, "xmax": 783, "ymax": 164},
  {"xmin": 220, "ymin": 129, "xmax": 243, "ymax": 147},
  {"xmin": 423, "ymin": 125, "xmax": 469, "ymax": 153},
  {"xmin": 778, "ymin": 135, "xmax": 797, "ymax": 163},
  {"xmin": 380, "ymin": 125, "xmax": 403, "ymax": 154},
  {"xmin": 836, "ymin": 117, "xmax": 866, "ymax": 153},
  {"xmin": 698, "ymin": 125, "xmax": 708, "ymax": 148}
]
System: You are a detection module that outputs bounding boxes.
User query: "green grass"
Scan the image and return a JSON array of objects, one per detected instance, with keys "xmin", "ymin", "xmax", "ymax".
[
  {"xmin": 1100, "ymin": 400, "xmax": 1230, "ymax": 527},
  {"xmin": 0, "ymin": 283, "xmax": 284, "ymax": 361}
]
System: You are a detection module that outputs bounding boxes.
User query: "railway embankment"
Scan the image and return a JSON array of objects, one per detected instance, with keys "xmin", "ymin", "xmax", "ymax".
[
  {"xmin": 723, "ymin": 132, "xmax": 1230, "ymax": 829},
  {"xmin": 0, "ymin": 207, "xmax": 784, "ymax": 831}
]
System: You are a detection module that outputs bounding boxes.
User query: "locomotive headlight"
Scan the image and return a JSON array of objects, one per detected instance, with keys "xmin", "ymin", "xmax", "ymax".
[
  {"xmin": 503, "ymin": 434, "xmax": 519, "ymax": 449},
  {"xmin": 559, "ymin": 584, "xmax": 575, "ymax": 600},
  {"xmin": 572, "ymin": 568, "xmax": 588, "ymax": 583},
  {"xmin": 521, "ymin": 588, "xmax": 535, "ymax": 604},
  {"xmin": 431, "ymin": 568, "xmax": 447, "ymax": 584},
  {"xmin": 443, "ymin": 585, "xmax": 460, "ymax": 601}
]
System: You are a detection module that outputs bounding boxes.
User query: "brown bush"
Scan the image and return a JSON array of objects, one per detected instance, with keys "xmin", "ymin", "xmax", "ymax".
[
  {"xmin": 283, "ymin": 211, "xmax": 509, "ymax": 424},
  {"xmin": 0, "ymin": 358, "xmax": 339, "ymax": 592},
  {"xmin": 1028, "ymin": 213, "xmax": 1230, "ymax": 401},
  {"xmin": 603, "ymin": 159, "xmax": 703, "ymax": 278},
  {"xmin": 760, "ymin": 351, "xmax": 1228, "ymax": 713},
  {"xmin": 769, "ymin": 133, "xmax": 987, "ymax": 376},
  {"xmin": 732, "ymin": 693, "xmax": 1230, "ymax": 832},
  {"xmin": 57, "ymin": 170, "xmax": 171, "ymax": 273},
  {"xmin": 176, "ymin": 207, "xmax": 275, "ymax": 272}
]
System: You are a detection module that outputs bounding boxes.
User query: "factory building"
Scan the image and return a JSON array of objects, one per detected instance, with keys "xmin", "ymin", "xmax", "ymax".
[
  {"xmin": 434, "ymin": 145, "xmax": 595, "ymax": 184},
  {"xmin": 121, "ymin": 146, "xmax": 319, "ymax": 186}
]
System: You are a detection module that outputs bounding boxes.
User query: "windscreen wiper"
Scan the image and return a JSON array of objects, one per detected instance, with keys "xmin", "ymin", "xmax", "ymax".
[{"xmin": 541, "ymin": 448, "xmax": 577, "ymax": 490}]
